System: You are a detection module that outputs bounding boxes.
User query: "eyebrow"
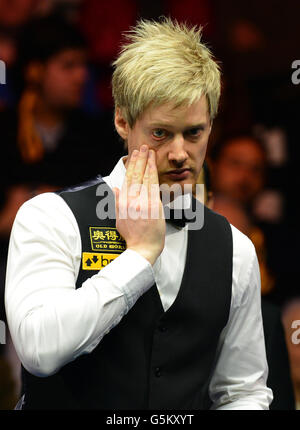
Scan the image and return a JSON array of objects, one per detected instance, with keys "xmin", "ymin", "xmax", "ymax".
[{"xmin": 149, "ymin": 122, "xmax": 208, "ymax": 130}]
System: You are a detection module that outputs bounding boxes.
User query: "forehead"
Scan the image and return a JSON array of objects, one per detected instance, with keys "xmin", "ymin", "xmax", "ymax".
[
  {"xmin": 47, "ymin": 48, "xmax": 87, "ymax": 64},
  {"xmin": 222, "ymin": 139, "xmax": 265, "ymax": 162},
  {"xmin": 138, "ymin": 95, "xmax": 210, "ymax": 127}
]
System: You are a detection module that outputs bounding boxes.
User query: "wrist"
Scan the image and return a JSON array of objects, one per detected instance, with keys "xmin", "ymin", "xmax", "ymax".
[{"xmin": 127, "ymin": 246, "xmax": 159, "ymax": 266}]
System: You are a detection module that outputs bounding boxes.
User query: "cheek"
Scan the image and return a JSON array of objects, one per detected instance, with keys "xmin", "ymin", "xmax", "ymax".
[
  {"xmin": 43, "ymin": 70, "xmax": 67, "ymax": 97},
  {"xmin": 216, "ymin": 164, "xmax": 236, "ymax": 183},
  {"xmin": 154, "ymin": 147, "xmax": 169, "ymax": 172},
  {"xmin": 192, "ymin": 145, "xmax": 207, "ymax": 167}
]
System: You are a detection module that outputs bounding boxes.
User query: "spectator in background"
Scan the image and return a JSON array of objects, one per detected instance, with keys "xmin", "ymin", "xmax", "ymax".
[
  {"xmin": 0, "ymin": 0, "xmax": 41, "ymax": 110},
  {"xmin": 282, "ymin": 298, "xmax": 300, "ymax": 410},
  {"xmin": 0, "ymin": 13, "xmax": 121, "ymax": 408},
  {"xmin": 0, "ymin": 14, "xmax": 121, "ymax": 245},
  {"xmin": 209, "ymin": 134, "xmax": 267, "ymax": 213},
  {"xmin": 195, "ymin": 163, "xmax": 295, "ymax": 410},
  {"xmin": 211, "ymin": 195, "xmax": 275, "ymax": 297},
  {"xmin": 208, "ymin": 134, "xmax": 277, "ymax": 296},
  {"xmin": 210, "ymin": 195, "xmax": 295, "ymax": 409}
]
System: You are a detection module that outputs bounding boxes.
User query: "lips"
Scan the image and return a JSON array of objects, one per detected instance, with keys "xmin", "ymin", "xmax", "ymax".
[
  {"xmin": 166, "ymin": 168, "xmax": 191, "ymax": 180},
  {"xmin": 168, "ymin": 168, "xmax": 190, "ymax": 174}
]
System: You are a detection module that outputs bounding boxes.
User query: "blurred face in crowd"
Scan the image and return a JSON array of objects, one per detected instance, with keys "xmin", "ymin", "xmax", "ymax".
[
  {"xmin": 212, "ymin": 196, "xmax": 251, "ymax": 236},
  {"xmin": 38, "ymin": 48, "xmax": 87, "ymax": 111},
  {"xmin": 211, "ymin": 137, "xmax": 266, "ymax": 205},
  {"xmin": 115, "ymin": 95, "xmax": 212, "ymax": 193}
]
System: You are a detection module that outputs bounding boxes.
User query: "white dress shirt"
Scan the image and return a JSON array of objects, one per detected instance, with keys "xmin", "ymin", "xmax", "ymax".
[{"xmin": 5, "ymin": 157, "xmax": 273, "ymax": 409}]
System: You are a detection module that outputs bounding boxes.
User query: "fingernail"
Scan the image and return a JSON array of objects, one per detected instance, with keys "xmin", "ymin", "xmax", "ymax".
[{"xmin": 141, "ymin": 145, "xmax": 148, "ymax": 152}]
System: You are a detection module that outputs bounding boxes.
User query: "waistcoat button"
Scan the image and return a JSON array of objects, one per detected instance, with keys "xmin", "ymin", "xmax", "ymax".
[{"xmin": 155, "ymin": 367, "xmax": 161, "ymax": 377}]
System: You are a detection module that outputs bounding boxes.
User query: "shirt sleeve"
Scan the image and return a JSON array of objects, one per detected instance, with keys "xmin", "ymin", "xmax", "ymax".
[
  {"xmin": 4, "ymin": 193, "xmax": 155, "ymax": 377},
  {"xmin": 208, "ymin": 226, "xmax": 273, "ymax": 410}
]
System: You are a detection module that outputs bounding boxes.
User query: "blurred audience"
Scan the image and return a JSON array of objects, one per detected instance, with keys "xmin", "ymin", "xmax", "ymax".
[
  {"xmin": 209, "ymin": 134, "xmax": 267, "ymax": 213},
  {"xmin": 196, "ymin": 162, "xmax": 295, "ymax": 409},
  {"xmin": 209, "ymin": 194, "xmax": 294, "ymax": 408},
  {"xmin": 0, "ymin": 12, "xmax": 121, "ymax": 409},
  {"xmin": 211, "ymin": 195, "xmax": 275, "ymax": 297},
  {"xmin": 207, "ymin": 133, "xmax": 278, "ymax": 298},
  {"xmin": 282, "ymin": 299, "xmax": 300, "ymax": 409},
  {"xmin": 0, "ymin": 0, "xmax": 39, "ymax": 28},
  {"xmin": 0, "ymin": 0, "xmax": 40, "ymax": 110},
  {"xmin": 0, "ymin": 14, "xmax": 120, "ymax": 243}
]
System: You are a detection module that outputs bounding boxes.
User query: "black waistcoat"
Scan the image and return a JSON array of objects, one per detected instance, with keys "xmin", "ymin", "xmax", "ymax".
[{"xmin": 21, "ymin": 177, "xmax": 233, "ymax": 410}]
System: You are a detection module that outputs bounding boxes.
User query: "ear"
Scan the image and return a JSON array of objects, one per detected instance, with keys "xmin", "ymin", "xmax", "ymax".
[{"xmin": 114, "ymin": 107, "xmax": 130, "ymax": 140}]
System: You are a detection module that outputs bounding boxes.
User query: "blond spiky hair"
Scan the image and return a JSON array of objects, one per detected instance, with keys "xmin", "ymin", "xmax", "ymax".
[{"xmin": 112, "ymin": 17, "xmax": 221, "ymax": 127}]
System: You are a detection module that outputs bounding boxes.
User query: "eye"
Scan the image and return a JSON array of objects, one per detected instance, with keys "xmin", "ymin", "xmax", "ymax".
[
  {"xmin": 152, "ymin": 129, "xmax": 166, "ymax": 140},
  {"xmin": 186, "ymin": 127, "xmax": 203, "ymax": 138}
]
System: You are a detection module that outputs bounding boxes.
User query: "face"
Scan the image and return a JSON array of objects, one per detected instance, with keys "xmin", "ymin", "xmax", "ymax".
[
  {"xmin": 40, "ymin": 49, "xmax": 87, "ymax": 110},
  {"xmin": 115, "ymin": 96, "xmax": 211, "ymax": 192},
  {"xmin": 212, "ymin": 138, "xmax": 266, "ymax": 205}
]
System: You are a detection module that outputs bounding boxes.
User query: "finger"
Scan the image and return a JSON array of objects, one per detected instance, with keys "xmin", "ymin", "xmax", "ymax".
[
  {"xmin": 139, "ymin": 158, "xmax": 151, "ymax": 220},
  {"xmin": 112, "ymin": 187, "xmax": 119, "ymax": 217},
  {"xmin": 121, "ymin": 150, "xmax": 138, "ymax": 206},
  {"xmin": 142, "ymin": 156, "xmax": 150, "ymax": 189},
  {"xmin": 148, "ymin": 149, "xmax": 159, "ymax": 185},
  {"xmin": 130, "ymin": 145, "xmax": 148, "ymax": 187},
  {"xmin": 112, "ymin": 187, "xmax": 119, "ymax": 202},
  {"xmin": 147, "ymin": 150, "xmax": 162, "ymax": 219},
  {"xmin": 125, "ymin": 149, "xmax": 139, "ymax": 188}
]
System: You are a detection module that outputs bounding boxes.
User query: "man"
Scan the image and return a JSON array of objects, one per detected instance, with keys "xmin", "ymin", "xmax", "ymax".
[
  {"xmin": 209, "ymin": 134, "xmax": 266, "ymax": 210},
  {"xmin": 5, "ymin": 18, "xmax": 272, "ymax": 409}
]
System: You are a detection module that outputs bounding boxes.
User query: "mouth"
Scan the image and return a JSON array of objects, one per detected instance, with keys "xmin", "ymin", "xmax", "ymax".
[{"xmin": 165, "ymin": 168, "xmax": 191, "ymax": 181}]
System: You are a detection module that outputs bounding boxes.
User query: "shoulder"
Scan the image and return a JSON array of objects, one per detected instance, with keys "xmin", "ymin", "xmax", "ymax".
[
  {"xmin": 229, "ymin": 224, "xmax": 259, "ymax": 306},
  {"xmin": 203, "ymin": 206, "xmax": 256, "ymax": 276},
  {"xmin": 14, "ymin": 192, "xmax": 80, "ymax": 243},
  {"xmin": 19, "ymin": 191, "xmax": 73, "ymax": 216},
  {"xmin": 231, "ymin": 223, "xmax": 256, "ymax": 264}
]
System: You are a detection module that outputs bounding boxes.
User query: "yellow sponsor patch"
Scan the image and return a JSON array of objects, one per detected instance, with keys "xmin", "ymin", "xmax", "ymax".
[
  {"xmin": 89, "ymin": 227, "xmax": 126, "ymax": 253},
  {"xmin": 82, "ymin": 252, "xmax": 119, "ymax": 270}
]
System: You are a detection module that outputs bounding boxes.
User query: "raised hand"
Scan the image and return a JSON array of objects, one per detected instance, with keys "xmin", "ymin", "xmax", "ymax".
[{"xmin": 113, "ymin": 145, "xmax": 165, "ymax": 265}]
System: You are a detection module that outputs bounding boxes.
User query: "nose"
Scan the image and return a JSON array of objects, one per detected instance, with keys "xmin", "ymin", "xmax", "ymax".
[{"xmin": 168, "ymin": 134, "xmax": 188, "ymax": 166}]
